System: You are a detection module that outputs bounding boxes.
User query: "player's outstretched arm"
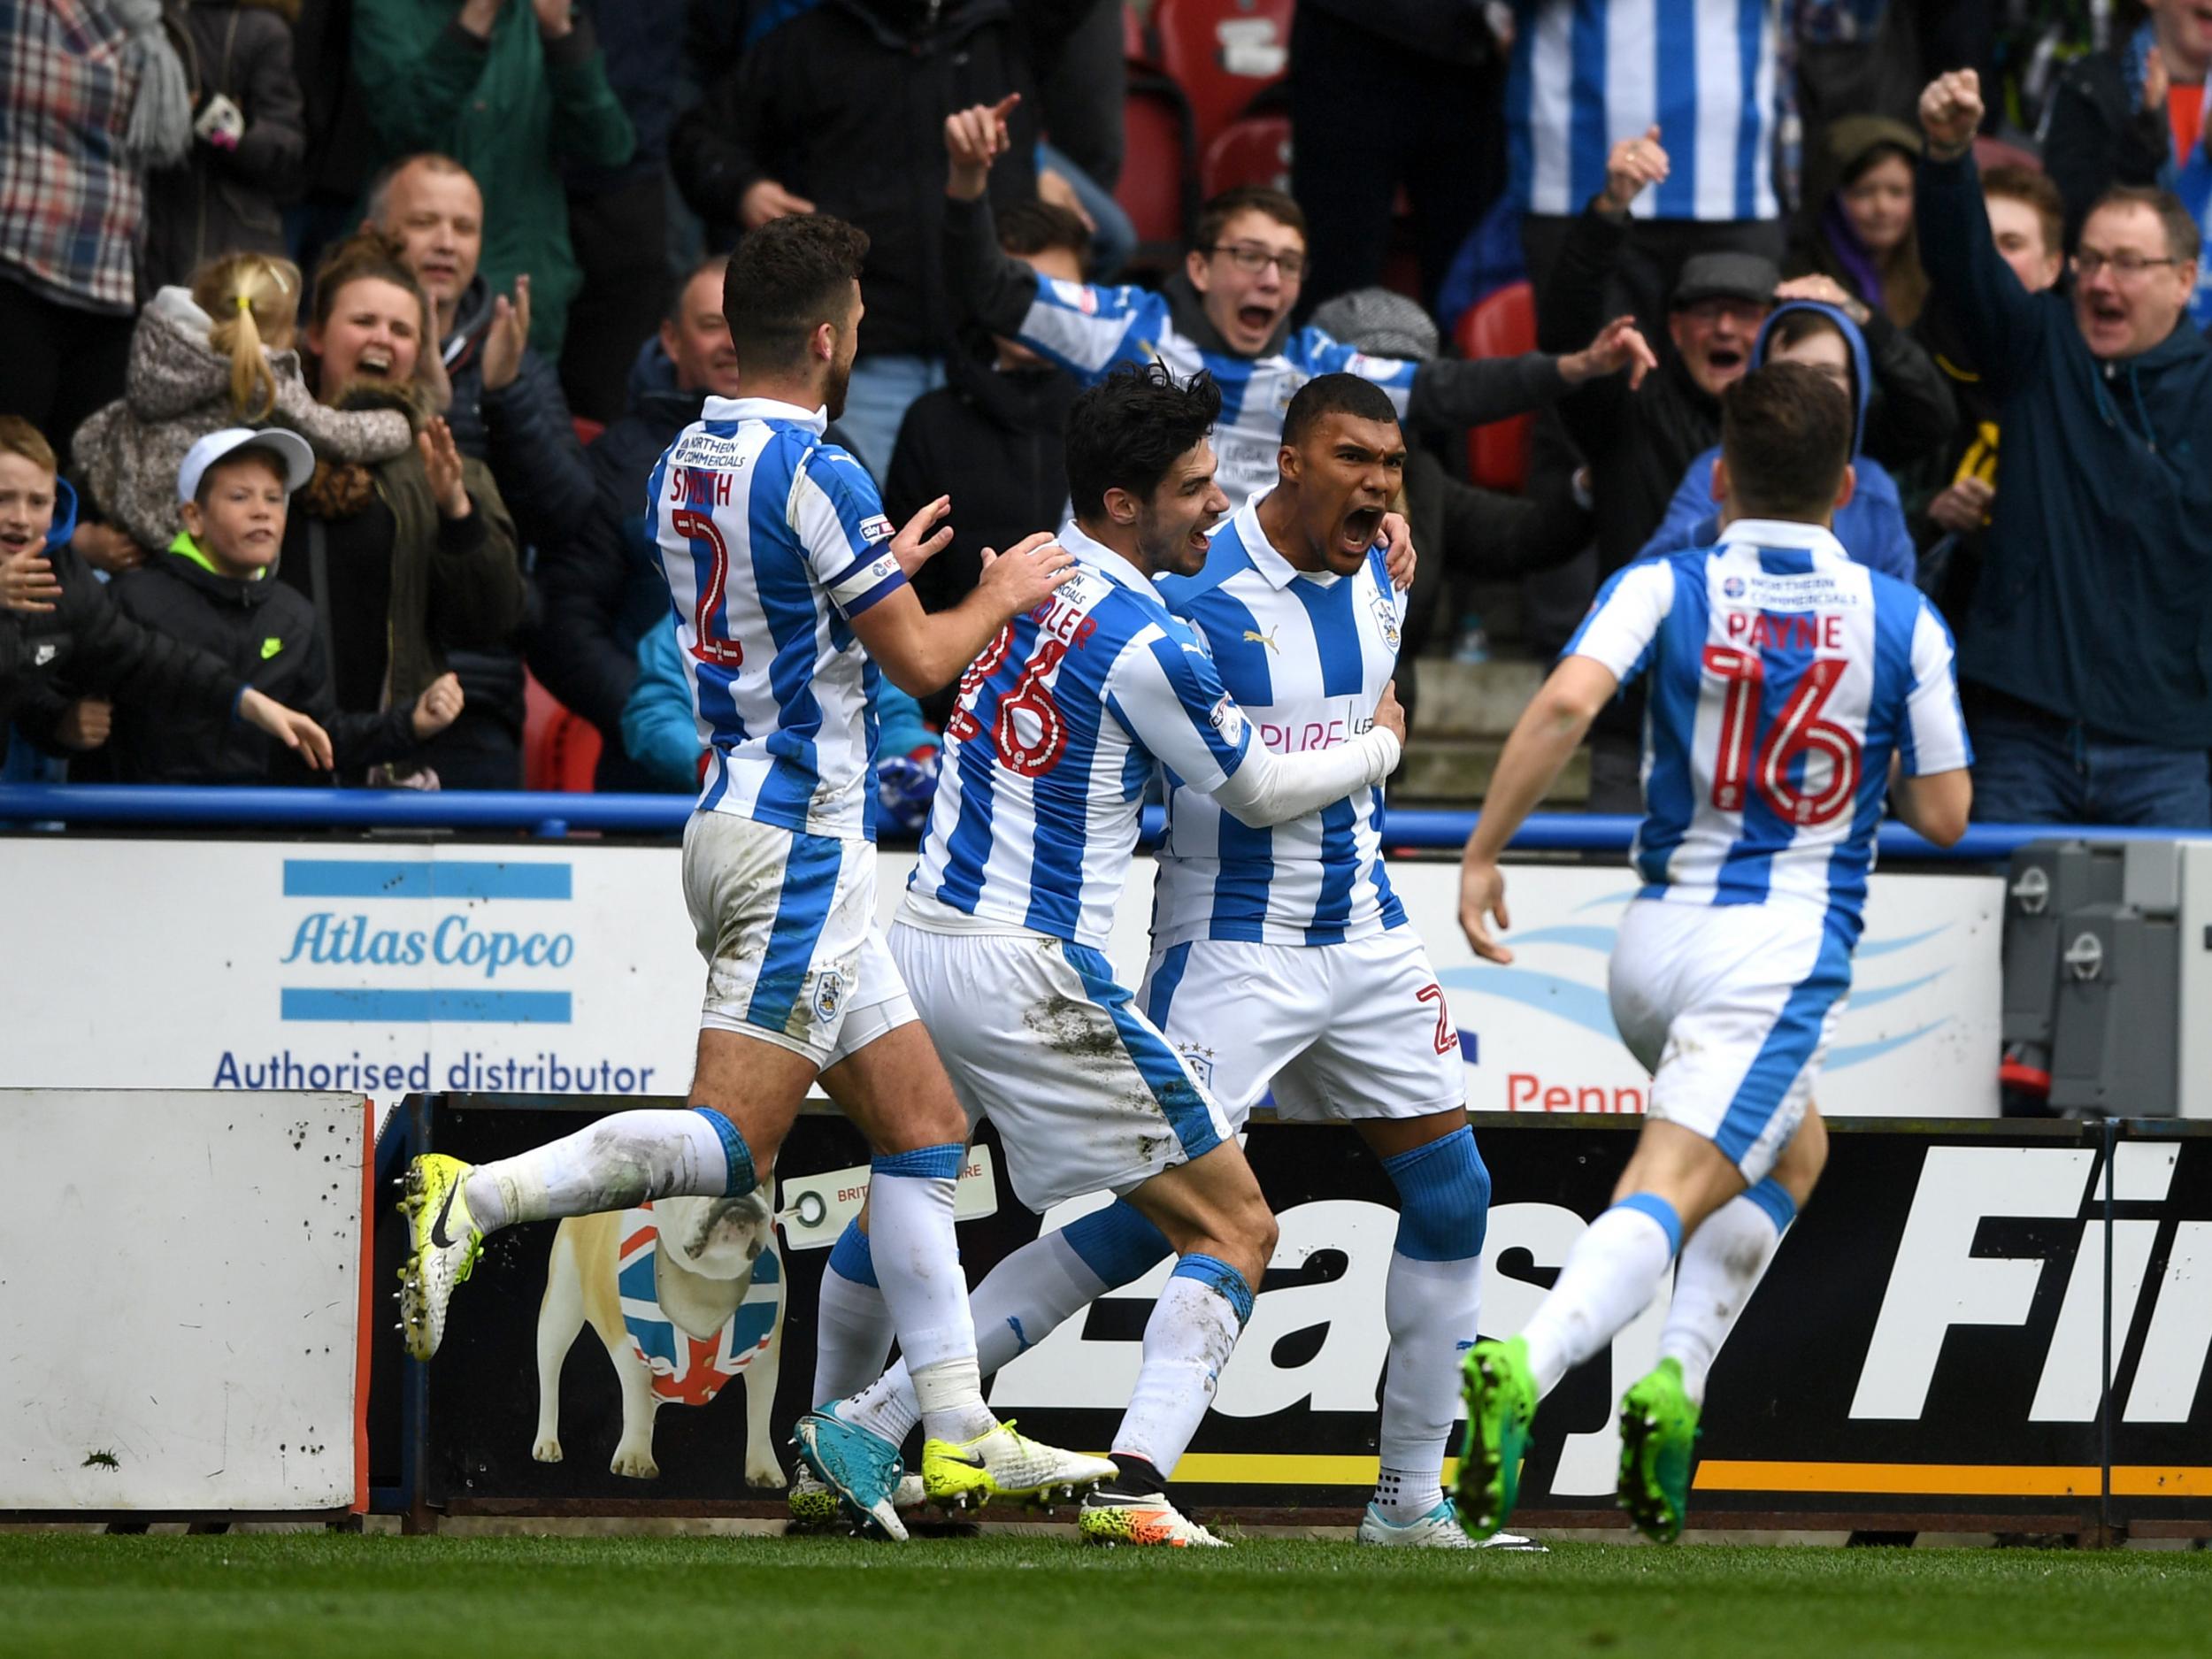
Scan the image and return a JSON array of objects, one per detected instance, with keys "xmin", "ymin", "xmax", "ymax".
[
  {"xmin": 848, "ymin": 533, "xmax": 1075, "ymax": 696},
  {"xmin": 1890, "ymin": 766, "xmax": 1972, "ymax": 848},
  {"xmin": 1210, "ymin": 680, "xmax": 1409, "ymax": 828},
  {"xmin": 1458, "ymin": 656, "xmax": 1618, "ymax": 964}
]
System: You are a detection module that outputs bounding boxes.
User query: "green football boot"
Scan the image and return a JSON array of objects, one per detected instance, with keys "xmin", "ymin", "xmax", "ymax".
[
  {"xmin": 1616, "ymin": 1357, "xmax": 1701, "ymax": 1544},
  {"xmin": 1454, "ymin": 1336, "xmax": 1540, "ymax": 1540}
]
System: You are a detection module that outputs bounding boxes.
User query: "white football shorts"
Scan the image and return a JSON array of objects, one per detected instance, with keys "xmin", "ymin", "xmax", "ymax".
[
  {"xmin": 1607, "ymin": 896, "xmax": 1850, "ymax": 1184},
  {"xmin": 887, "ymin": 918, "xmax": 1234, "ymax": 1211},
  {"xmin": 1135, "ymin": 930, "xmax": 1467, "ymax": 1128},
  {"xmin": 681, "ymin": 810, "xmax": 915, "ymax": 1068}
]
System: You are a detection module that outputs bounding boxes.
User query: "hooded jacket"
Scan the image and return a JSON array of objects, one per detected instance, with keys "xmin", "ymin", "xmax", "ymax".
[
  {"xmin": 672, "ymin": 0, "xmax": 1038, "ymax": 360},
  {"xmin": 1638, "ymin": 300, "xmax": 1917, "ymax": 582},
  {"xmin": 91, "ymin": 531, "xmax": 428, "ymax": 782},
  {"xmin": 143, "ymin": 0, "xmax": 307, "ymax": 290},
  {"xmin": 1546, "ymin": 199, "xmax": 1955, "ymax": 578},
  {"xmin": 527, "ymin": 337, "xmax": 700, "ymax": 773},
  {"xmin": 70, "ymin": 286, "xmax": 413, "ymax": 551},
  {"xmin": 1918, "ymin": 150, "xmax": 2212, "ymax": 749},
  {"xmin": 1790, "ymin": 114, "xmax": 1929, "ymax": 329}
]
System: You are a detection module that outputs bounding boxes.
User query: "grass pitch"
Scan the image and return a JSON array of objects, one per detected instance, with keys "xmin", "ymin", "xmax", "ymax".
[{"xmin": 2, "ymin": 1532, "xmax": 2204, "ymax": 1659}]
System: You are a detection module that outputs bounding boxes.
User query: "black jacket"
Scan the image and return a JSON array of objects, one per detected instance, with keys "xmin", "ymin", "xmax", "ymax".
[
  {"xmin": 1918, "ymin": 150, "xmax": 2212, "ymax": 749},
  {"xmin": 672, "ymin": 0, "xmax": 1038, "ymax": 359},
  {"xmin": 145, "ymin": 0, "xmax": 307, "ymax": 289},
  {"xmin": 441, "ymin": 273, "xmax": 595, "ymax": 553},
  {"xmin": 89, "ymin": 540, "xmax": 426, "ymax": 783},
  {"xmin": 1542, "ymin": 201, "xmax": 1955, "ymax": 574},
  {"xmin": 882, "ymin": 350, "xmax": 1079, "ymax": 723},
  {"xmin": 528, "ymin": 340, "xmax": 699, "ymax": 785},
  {"xmin": 1294, "ymin": 0, "xmax": 1494, "ymax": 65},
  {"xmin": 3, "ymin": 543, "xmax": 242, "ymax": 756},
  {"xmin": 433, "ymin": 273, "xmax": 588, "ymax": 757},
  {"xmin": 2041, "ymin": 46, "xmax": 2173, "ymax": 248}
]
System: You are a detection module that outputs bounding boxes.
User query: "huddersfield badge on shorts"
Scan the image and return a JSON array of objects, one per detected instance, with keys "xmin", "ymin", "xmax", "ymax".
[
  {"xmin": 1369, "ymin": 586, "xmax": 1401, "ymax": 651},
  {"xmin": 811, "ymin": 968, "xmax": 847, "ymax": 1025},
  {"xmin": 1177, "ymin": 1042, "xmax": 1215, "ymax": 1088}
]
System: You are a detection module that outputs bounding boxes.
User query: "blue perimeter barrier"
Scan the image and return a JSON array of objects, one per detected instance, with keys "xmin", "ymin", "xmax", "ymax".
[{"xmin": 2, "ymin": 784, "xmax": 2204, "ymax": 860}]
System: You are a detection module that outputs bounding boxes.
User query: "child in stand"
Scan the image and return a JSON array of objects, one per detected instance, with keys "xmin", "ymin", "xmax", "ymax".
[
  {"xmin": 94, "ymin": 427, "xmax": 463, "ymax": 785},
  {"xmin": 71, "ymin": 252, "xmax": 418, "ymax": 556}
]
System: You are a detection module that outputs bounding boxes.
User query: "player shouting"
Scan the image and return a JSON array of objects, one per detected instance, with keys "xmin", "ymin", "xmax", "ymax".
[
  {"xmin": 1452, "ymin": 362, "xmax": 1971, "ymax": 1545},
  {"xmin": 801, "ymin": 363, "xmax": 1408, "ymax": 1548},
  {"xmin": 941, "ymin": 97, "xmax": 1655, "ymax": 514},
  {"xmin": 394, "ymin": 216, "xmax": 1110, "ymax": 1540}
]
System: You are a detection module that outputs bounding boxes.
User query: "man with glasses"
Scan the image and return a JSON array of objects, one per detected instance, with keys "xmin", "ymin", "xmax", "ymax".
[
  {"xmin": 1917, "ymin": 69, "xmax": 2212, "ymax": 826},
  {"xmin": 941, "ymin": 97, "xmax": 1654, "ymax": 514}
]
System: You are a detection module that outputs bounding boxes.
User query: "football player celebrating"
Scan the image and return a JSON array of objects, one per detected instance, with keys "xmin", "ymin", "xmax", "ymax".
[
  {"xmin": 941, "ymin": 96, "xmax": 1654, "ymax": 515},
  {"xmin": 1452, "ymin": 362, "xmax": 1971, "ymax": 1544},
  {"xmin": 394, "ymin": 217, "xmax": 1110, "ymax": 1540}
]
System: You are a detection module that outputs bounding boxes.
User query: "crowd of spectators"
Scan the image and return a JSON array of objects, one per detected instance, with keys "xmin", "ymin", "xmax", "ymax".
[{"xmin": 1, "ymin": 1, "xmax": 2208, "ymax": 827}]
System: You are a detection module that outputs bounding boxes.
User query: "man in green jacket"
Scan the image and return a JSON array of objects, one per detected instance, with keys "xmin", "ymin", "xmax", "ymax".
[
  {"xmin": 351, "ymin": 0, "xmax": 634, "ymax": 359},
  {"xmin": 1918, "ymin": 69, "xmax": 2212, "ymax": 827}
]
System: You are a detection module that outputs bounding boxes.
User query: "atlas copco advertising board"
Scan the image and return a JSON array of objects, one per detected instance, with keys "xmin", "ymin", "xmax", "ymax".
[
  {"xmin": 0, "ymin": 841, "xmax": 2003, "ymax": 1119},
  {"xmin": 378, "ymin": 1101, "xmax": 2209, "ymax": 1534}
]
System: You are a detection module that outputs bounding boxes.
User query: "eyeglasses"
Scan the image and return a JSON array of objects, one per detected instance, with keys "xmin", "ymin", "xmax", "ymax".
[
  {"xmin": 2071, "ymin": 250, "xmax": 2182, "ymax": 279},
  {"xmin": 1210, "ymin": 244, "xmax": 1306, "ymax": 279}
]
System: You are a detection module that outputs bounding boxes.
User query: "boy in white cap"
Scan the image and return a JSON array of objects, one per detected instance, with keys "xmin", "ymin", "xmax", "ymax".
[{"xmin": 90, "ymin": 427, "xmax": 463, "ymax": 783}]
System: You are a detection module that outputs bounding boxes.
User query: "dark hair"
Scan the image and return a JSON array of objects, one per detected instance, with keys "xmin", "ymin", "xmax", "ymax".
[
  {"xmin": 1191, "ymin": 186, "xmax": 1306, "ymax": 255},
  {"xmin": 722, "ymin": 215, "xmax": 871, "ymax": 371},
  {"xmin": 1066, "ymin": 363, "xmax": 1223, "ymax": 519},
  {"xmin": 2085, "ymin": 183, "xmax": 2202, "ymax": 270},
  {"xmin": 1720, "ymin": 363, "xmax": 1853, "ymax": 520},
  {"xmin": 1982, "ymin": 164, "xmax": 2064, "ymax": 261},
  {"xmin": 998, "ymin": 201, "xmax": 1092, "ymax": 273},
  {"xmin": 1841, "ymin": 140, "xmax": 1916, "ymax": 189},
  {"xmin": 1764, "ymin": 307, "xmax": 1858, "ymax": 405},
  {"xmin": 665, "ymin": 254, "xmax": 731, "ymax": 326},
  {"xmin": 1281, "ymin": 373, "xmax": 1401, "ymax": 449},
  {"xmin": 196, "ymin": 443, "xmax": 289, "ymax": 505},
  {"xmin": 307, "ymin": 233, "xmax": 433, "ymax": 396}
]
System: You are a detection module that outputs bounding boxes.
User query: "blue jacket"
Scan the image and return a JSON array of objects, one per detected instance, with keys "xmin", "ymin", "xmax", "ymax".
[
  {"xmin": 622, "ymin": 621, "xmax": 941, "ymax": 793},
  {"xmin": 1638, "ymin": 300, "xmax": 1917, "ymax": 583},
  {"xmin": 1917, "ymin": 150, "xmax": 2212, "ymax": 749}
]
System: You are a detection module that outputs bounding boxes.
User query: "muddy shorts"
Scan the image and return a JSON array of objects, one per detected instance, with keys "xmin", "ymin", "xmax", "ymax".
[
  {"xmin": 887, "ymin": 918, "xmax": 1233, "ymax": 1212},
  {"xmin": 682, "ymin": 811, "xmax": 915, "ymax": 1068}
]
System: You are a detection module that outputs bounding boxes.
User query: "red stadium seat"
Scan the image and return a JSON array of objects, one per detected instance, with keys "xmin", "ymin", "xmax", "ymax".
[
  {"xmin": 1456, "ymin": 282, "xmax": 1538, "ymax": 493},
  {"xmin": 1153, "ymin": 0, "xmax": 1294, "ymax": 155},
  {"xmin": 1115, "ymin": 81, "xmax": 1197, "ymax": 257},
  {"xmin": 524, "ymin": 672, "xmax": 603, "ymax": 794},
  {"xmin": 1122, "ymin": 2, "xmax": 1155, "ymax": 69},
  {"xmin": 1201, "ymin": 113, "xmax": 1290, "ymax": 198}
]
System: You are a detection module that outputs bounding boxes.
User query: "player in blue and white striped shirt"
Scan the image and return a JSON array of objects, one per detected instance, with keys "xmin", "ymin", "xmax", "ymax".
[
  {"xmin": 1451, "ymin": 363, "xmax": 1971, "ymax": 1546},
  {"xmin": 396, "ymin": 217, "xmax": 1111, "ymax": 1540},
  {"xmin": 1139, "ymin": 374, "xmax": 1528, "ymax": 1551},
  {"xmin": 941, "ymin": 96, "xmax": 1655, "ymax": 512},
  {"xmin": 820, "ymin": 365, "xmax": 1407, "ymax": 1548},
  {"xmin": 1508, "ymin": 0, "xmax": 1784, "ymax": 224}
]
